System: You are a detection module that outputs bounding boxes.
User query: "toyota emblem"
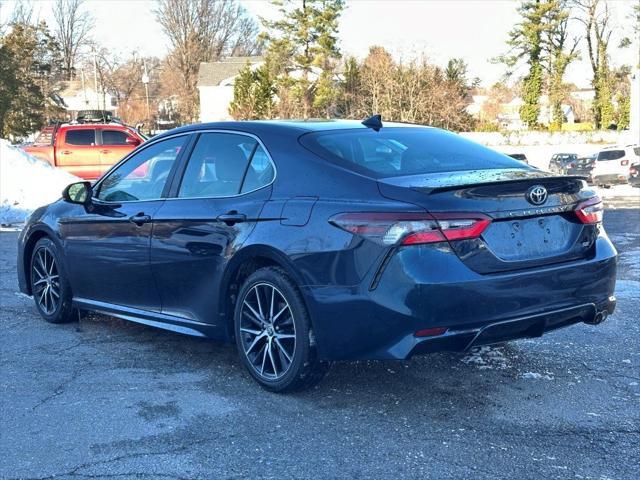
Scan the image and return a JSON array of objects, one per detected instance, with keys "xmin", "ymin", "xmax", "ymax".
[{"xmin": 526, "ymin": 185, "xmax": 548, "ymax": 205}]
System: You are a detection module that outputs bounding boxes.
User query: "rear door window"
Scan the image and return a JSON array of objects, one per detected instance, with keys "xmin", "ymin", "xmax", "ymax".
[
  {"xmin": 300, "ymin": 127, "xmax": 524, "ymax": 178},
  {"xmin": 179, "ymin": 133, "xmax": 253, "ymax": 198},
  {"xmin": 65, "ymin": 129, "xmax": 96, "ymax": 146},
  {"xmin": 597, "ymin": 150, "xmax": 624, "ymax": 161},
  {"xmin": 102, "ymin": 129, "xmax": 131, "ymax": 145}
]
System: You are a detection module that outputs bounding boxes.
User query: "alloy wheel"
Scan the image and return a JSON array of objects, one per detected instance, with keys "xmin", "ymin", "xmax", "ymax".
[
  {"xmin": 32, "ymin": 247, "xmax": 60, "ymax": 316},
  {"xmin": 239, "ymin": 282, "xmax": 296, "ymax": 380}
]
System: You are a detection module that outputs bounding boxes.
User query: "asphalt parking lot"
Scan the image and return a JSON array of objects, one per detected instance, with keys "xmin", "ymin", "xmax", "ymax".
[{"xmin": 1, "ymin": 209, "xmax": 638, "ymax": 480}]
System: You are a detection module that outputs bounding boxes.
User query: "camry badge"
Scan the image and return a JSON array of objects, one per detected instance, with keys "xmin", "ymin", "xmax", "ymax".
[{"xmin": 526, "ymin": 185, "xmax": 548, "ymax": 205}]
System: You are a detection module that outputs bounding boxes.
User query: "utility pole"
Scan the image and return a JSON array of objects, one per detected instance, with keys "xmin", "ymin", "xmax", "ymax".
[
  {"xmin": 81, "ymin": 69, "xmax": 88, "ymax": 108},
  {"xmin": 93, "ymin": 52, "xmax": 99, "ymax": 111},
  {"xmin": 142, "ymin": 58, "xmax": 150, "ymax": 133}
]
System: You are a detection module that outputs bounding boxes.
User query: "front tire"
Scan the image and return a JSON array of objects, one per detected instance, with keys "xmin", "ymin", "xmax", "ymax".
[
  {"xmin": 30, "ymin": 238, "xmax": 76, "ymax": 323},
  {"xmin": 234, "ymin": 267, "xmax": 329, "ymax": 392}
]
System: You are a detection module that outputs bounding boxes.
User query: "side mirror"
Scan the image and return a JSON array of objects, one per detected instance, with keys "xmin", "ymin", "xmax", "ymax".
[
  {"xmin": 62, "ymin": 181, "xmax": 93, "ymax": 206},
  {"xmin": 126, "ymin": 136, "xmax": 141, "ymax": 146}
]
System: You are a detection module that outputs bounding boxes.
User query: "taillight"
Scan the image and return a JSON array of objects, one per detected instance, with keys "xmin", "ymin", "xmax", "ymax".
[
  {"xmin": 431, "ymin": 213, "xmax": 491, "ymax": 242},
  {"xmin": 575, "ymin": 196, "xmax": 603, "ymax": 224},
  {"xmin": 621, "ymin": 160, "xmax": 629, "ymax": 166},
  {"xmin": 630, "ymin": 166, "xmax": 638, "ymax": 177},
  {"xmin": 329, "ymin": 212, "xmax": 491, "ymax": 245}
]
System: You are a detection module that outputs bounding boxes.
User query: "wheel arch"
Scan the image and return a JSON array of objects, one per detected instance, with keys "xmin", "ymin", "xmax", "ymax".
[
  {"xmin": 21, "ymin": 226, "xmax": 60, "ymax": 295},
  {"xmin": 219, "ymin": 244, "xmax": 309, "ymax": 340}
]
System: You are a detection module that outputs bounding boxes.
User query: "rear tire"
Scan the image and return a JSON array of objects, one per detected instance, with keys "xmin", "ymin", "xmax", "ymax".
[
  {"xmin": 30, "ymin": 238, "xmax": 76, "ymax": 323},
  {"xmin": 234, "ymin": 267, "xmax": 329, "ymax": 392}
]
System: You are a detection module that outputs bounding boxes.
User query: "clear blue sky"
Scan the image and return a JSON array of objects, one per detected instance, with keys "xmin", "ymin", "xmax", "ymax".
[{"xmin": 1, "ymin": 0, "xmax": 638, "ymax": 88}]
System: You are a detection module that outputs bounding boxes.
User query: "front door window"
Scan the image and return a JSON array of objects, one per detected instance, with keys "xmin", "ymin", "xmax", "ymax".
[{"xmin": 96, "ymin": 136, "xmax": 187, "ymax": 202}]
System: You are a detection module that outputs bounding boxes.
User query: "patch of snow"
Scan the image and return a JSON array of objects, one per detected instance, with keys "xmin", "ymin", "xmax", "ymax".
[
  {"xmin": 521, "ymin": 372, "xmax": 554, "ymax": 380},
  {"xmin": 0, "ymin": 139, "xmax": 79, "ymax": 225},
  {"xmin": 596, "ymin": 184, "xmax": 640, "ymax": 200},
  {"xmin": 461, "ymin": 345, "xmax": 509, "ymax": 370}
]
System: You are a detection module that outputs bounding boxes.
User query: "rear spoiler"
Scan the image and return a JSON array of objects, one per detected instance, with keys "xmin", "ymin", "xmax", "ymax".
[
  {"xmin": 379, "ymin": 169, "xmax": 587, "ymax": 195},
  {"xmin": 420, "ymin": 175, "xmax": 588, "ymax": 195}
]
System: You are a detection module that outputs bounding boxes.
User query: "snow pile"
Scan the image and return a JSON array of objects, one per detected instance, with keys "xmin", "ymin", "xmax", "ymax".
[
  {"xmin": 0, "ymin": 139, "xmax": 80, "ymax": 225},
  {"xmin": 596, "ymin": 184, "xmax": 640, "ymax": 200}
]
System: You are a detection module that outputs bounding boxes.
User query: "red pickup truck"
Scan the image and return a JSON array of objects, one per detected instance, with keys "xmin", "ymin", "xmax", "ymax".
[{"xmin": 22, "ymin": 121, "xmax": 146, "ymax": 180}]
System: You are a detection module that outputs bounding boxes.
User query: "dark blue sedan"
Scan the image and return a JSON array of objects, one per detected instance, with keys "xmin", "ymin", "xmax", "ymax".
[{"xmin": 17, "ymin": 118, "xmax": 617, "ymax": 391}]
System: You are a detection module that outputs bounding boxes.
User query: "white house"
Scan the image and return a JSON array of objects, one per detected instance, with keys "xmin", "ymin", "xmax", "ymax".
[
  {"xmin": 54, "ymin": 80, "xmax": 118, "ymax": 119},
  {"xmin": 197, "ymin": 57, "xmax": 264, "ymax": 123}
]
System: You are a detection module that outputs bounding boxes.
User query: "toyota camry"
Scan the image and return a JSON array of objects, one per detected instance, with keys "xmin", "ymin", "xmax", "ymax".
[{"xmin": 17, "ymin": 117, "xmax": 617, "ymax": 392}]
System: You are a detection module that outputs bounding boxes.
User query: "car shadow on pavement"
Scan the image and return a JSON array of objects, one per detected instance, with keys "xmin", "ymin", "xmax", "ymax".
[{"xmin": 75, "ymin": 310, "xmax": 520, "ymax": 418}]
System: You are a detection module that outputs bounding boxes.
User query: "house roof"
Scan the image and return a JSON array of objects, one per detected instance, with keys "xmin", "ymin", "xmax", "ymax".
[{"xmin": 197, "ymin": 56, "xmax": 263, "ymax": 87}]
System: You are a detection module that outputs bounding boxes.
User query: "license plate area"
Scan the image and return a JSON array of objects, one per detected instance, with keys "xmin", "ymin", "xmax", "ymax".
[{"xmin": 482, "ymin": 215, "xmax": 580, "ymax": 261}]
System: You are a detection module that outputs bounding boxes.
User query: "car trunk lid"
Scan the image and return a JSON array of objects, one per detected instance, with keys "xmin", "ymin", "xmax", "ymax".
[{"xmin": 378, "ymin": 168, "xmax": 598, "ymax": 273}]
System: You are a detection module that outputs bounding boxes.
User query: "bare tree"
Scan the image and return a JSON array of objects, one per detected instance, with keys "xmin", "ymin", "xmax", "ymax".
[
  {"xmin": 5, "ymin": 0, "xmax": 35, "ymax": 27},
  {"xmin": 53, "ymin": 0, "xmax": 93, "ymax": 80},
  {"xmin": 573, "ymin": 0, "xmax": 614, "ymax": 127},
  {"xmin": 155, "ymin": 0, "xmax": 259, "ymax": 122}
]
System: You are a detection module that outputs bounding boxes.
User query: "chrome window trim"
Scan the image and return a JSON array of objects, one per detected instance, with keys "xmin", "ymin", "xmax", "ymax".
[
  {"xmin": 91, "ymin": 129, "xmax": 277, "ymax": 205},
  {"xmin": 167, "ymin": 129, "xmax": 277, "ymax": 201}
]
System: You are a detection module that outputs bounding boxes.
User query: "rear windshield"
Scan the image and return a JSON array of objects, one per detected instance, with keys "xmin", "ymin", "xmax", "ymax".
[
  {"xmin": 299, "ymin": 127, "xmax": 525, "ymax": 178},
  {"xmin": 597, "ymin": 150, "xmax": 624, "ymax": 161}
]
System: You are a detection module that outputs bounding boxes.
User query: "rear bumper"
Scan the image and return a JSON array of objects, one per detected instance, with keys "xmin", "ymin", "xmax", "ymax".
[
  {"xmin": 410, "ymin": 299, "xmax": 615, "ymax": 356},
  {"xmin": 304, "ymin": 234, "xmax": 617, "ymax": 361}
]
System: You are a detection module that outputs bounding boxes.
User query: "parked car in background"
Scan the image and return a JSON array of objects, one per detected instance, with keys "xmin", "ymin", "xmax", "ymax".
[
  {"xmin": 566, "ymin": 154, "xmax": 596, "ymax": 180},
  {"xmin": 629, "ymin": 162, "xmax": 640, "ymax": 187},
  {"xmin": 591, "ymin": 145, "xmax": 640, "ymax": 187},
  {"xmin": 548, "ymin": 153, "xmax": 578, "ymax": 174},
  {"xmin": 507, "ymin": 153, "xmax": 528, "ymax": 164},
  {"xmin": 21, "ymin": 112, "xmax": 146, "ymax": 180},
  {"xmin": 17, "ymin": 118, "xmax": 617, "ymax": 392}
]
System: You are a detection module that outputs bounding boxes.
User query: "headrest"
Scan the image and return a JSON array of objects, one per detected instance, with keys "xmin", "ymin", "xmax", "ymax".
[{"xmin": 215, "ymin": 144, "xmax": 247, "ymax": 182}]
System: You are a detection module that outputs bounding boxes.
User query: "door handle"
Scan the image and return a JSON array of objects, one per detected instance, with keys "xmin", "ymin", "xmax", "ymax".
[
  {"xmin": 100, "ymin": 149, "xmax": 111, "ymax": 154},
  {"xmin": 216, "ymin": 211, "xmax": 247, "ymax": 226},
  {"xmin": 61, "ymin": 150, "xmax": 72, "ymax": 155},
  {"xmin": 129, "ymin": 213, "xmax": 151, "ymax": 226}
]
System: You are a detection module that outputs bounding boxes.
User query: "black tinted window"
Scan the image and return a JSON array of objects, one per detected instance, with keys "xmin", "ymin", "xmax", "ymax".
[
  {"xmin": 598, "ymin": 150, "xmax": 624, "ymax": 161},
  {"xmin": 102, "ymin": 130, "xmax": 130, "ymax": 145},
  {"xmin": 179, "ymin": 133, "xmax": 255, "ymax": 198},
  {"xmin": 65, "ymin": 129, "xmax": 95, "ymax": 146},
  {"xmin": 300, "ymin": 128, "xmax": 525, "ymax": 178}
]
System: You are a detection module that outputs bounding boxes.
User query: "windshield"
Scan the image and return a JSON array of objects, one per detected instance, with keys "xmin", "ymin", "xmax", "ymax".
[{"xmin": 299, "ymin": 127, "xmax": 526, "ymax": 178}]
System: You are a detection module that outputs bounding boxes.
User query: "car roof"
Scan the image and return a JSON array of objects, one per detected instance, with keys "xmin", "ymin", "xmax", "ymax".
[
  {"xmin": 59, "ymin": 123, "xmax": 132, "ymax": 129},
  {"xmin": 152, "ymin": 119, "xmax": 427, "ymax": 140}
]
